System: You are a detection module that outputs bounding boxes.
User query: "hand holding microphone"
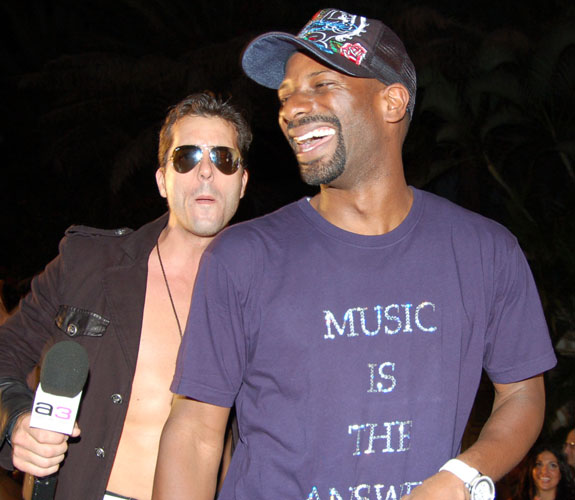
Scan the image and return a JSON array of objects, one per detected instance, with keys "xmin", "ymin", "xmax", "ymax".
[
  {"xmin": 10, "ymin": 414, "xmax": 80, "ymax": 478},
  {"xmin": 10, "ymin": 341, "xmax": 89, "ymax": 495}
]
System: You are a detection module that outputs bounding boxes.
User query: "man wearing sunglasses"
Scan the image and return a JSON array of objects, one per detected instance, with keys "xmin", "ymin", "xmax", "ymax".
[
  {"xmin": 154, "ymin": 9, "xmax": 556, "ymax": 500},
  {"xmin": 0, "ymin": 92, "xmax": 249, "ymax": 500}
]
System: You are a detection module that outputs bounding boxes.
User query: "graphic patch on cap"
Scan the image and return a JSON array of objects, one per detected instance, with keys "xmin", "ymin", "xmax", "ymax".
[{"xmin": 298, "ymin": 9, "xmax": 369, "ymax": 66}]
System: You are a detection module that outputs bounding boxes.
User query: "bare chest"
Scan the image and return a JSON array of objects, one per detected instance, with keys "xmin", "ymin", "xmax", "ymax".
[{"xmin": 107, "ymin": 261, "xmax": 195, "ymax": 497}]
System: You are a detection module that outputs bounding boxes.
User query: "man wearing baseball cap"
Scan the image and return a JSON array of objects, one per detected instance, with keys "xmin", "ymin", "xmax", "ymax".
[{"xmin": 154, "ymin": 9, "xmax": 556, "ymax": 500}]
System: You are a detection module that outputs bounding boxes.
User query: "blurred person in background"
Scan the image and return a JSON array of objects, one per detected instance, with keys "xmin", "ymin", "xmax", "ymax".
[{"xmin": 515, "ymin": 443, "xmax": 575, "ymax": 500}]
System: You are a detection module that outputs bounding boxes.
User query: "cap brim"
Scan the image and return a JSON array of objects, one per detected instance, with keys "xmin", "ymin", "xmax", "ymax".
[{"xmin": 241, "ymin": 31, "xmax": 375, "ymax": 89}]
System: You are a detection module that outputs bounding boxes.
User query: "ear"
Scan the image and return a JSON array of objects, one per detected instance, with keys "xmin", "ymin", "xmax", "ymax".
[
  {"xmin": 240, "ymin": 168, "xmax": 249, "ymax": 199},
  {"xmin": 156, "ymin": 167, "xmax": 167, "ymax": 198},
  {"xmin": 382, "ymin": 84, "xmax": 410, "ymax": 123}
]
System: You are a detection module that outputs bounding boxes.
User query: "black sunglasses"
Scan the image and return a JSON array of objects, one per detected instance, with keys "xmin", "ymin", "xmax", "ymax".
[{"xmin": 170, "ymin": 145, "xmax": 242, "ymax": 175}]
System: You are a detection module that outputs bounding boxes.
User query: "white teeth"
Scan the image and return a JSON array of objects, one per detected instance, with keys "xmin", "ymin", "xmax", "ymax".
[{"xmin": 294, "ymin": 127, "xmax": 335, "ymax": 144}]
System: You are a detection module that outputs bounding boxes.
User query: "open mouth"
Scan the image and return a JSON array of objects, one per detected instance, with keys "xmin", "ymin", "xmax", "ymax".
[{"xmin": 293, "ymin": 127, "xmax": 336, "ymax": 154}]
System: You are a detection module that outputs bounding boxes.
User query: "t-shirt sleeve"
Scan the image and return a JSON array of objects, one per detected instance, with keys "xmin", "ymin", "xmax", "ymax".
[
  {"xmin": 172, "ymin": 248, "xmax": 248, "ymax": 407},
  {"xmin": 483, "ymin": 238, "xmax": 556, "ymax": 383}
]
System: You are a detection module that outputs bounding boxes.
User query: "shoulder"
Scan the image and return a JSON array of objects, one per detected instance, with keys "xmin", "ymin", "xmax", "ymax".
[
  {"xmin": 418, "ymin": 189, "xmax": 518, "ymax": 249},
  {"xmin": 64, "ymin": 225, "xmax": 133, "ymax": 238},
  {"xmin": 57, "ymin": 213, "xmax": 166, "ymax": 264},
  {"xmin": 209, "ymin": 201, "xmax": 303, "ymax": 252},
  {"xmin": 60, "ymin": 213, "xmax": 166, "ymax": 250},
  {"xmin": 58, "ymin": 224, "xmax": 134, "ymax": 257},
  {"xmin": 198, "ymin": 201, "xmax": 304, "ymax": 281}
]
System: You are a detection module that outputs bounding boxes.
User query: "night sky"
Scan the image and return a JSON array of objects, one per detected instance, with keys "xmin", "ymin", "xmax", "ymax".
[{"xmin": 1, "ymin": 0, "xmax": 573, "ymax": 296}]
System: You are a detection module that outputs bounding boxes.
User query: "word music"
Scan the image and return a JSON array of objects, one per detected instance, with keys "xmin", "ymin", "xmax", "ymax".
[{"xmin": 323, "ymin": 302, "xmax": 438, "ymax": 340}]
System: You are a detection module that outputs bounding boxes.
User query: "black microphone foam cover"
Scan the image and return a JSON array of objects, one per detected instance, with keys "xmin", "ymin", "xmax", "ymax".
[{"xmin": 40, "ymin": 341, "xmax": 89, "ymax": 397}]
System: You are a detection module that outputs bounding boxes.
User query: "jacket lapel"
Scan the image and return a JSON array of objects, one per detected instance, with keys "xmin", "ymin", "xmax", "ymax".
[{"xmin": 101, "ymin": 214, "xmax": 168, "ymax": 372}]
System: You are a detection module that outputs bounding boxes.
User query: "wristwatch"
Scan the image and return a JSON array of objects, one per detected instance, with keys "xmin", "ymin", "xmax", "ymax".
[{"xmin": 439, "ymin": 458, "xmax": 495, "ymax": 500}]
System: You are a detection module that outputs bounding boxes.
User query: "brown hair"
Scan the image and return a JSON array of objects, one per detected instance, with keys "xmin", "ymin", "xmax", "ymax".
[{"xmin": 158, "ymin": 92, "xmax": 252, "ymax": 169}]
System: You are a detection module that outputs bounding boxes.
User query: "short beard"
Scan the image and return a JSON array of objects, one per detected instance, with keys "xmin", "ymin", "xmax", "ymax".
[{"xmin": 287, "ymin": 115, "xmax": 346, "ymax": 186}]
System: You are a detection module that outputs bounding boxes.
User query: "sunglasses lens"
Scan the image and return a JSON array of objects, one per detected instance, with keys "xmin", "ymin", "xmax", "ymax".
[
  {"xmin": 171, "ymin": 146, "xmax": 241, "ymax": 175},
  {"xmin": 210, "ymin": 147, "xmax": 240, "ymax": 175},
  {"xmin": 172, "ymin": 146, "xmax": 202, "ymax": 173}
]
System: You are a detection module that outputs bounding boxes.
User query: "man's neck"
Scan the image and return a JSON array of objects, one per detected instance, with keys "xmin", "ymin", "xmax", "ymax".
[
  {"xmin": 310, "ymin": 180, "xmax": 413, "ymax": 236},
  {"xmin": 156, "ymin": 224, "xmax": 212, "ymax": 275}
]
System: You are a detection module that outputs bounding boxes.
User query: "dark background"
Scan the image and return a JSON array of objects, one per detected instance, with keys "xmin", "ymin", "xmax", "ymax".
[{"xmin": 1, "ymin": 0, "xmax": 574, "ymax": 439}]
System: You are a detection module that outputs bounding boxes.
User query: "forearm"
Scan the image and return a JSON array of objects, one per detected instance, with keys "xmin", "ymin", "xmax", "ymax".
[
  {"xmin": 154, "ymin": 427, "xmax": 222, "ymax": 499},
  {"xmin": 402, "ymin": 375, "xmax": 546, "ymax": 499},
  {"xmin": 153, "ymin": 400, "xmax": 228, "ymax": 500},
  {"xmin": 217, "ymin": 427, "xmax": 234, "ymax": 493},
  {"xmin": 457, "ymin": 374, "xmax": 545, "ymax": 480}
]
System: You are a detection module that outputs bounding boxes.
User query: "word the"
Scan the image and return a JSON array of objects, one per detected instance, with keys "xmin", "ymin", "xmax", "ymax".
[{"xmin": 348, "ymin": 420, "xmax": 412, "ymax": 456}]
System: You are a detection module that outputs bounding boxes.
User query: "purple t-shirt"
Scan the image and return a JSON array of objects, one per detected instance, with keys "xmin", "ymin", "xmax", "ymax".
[{"xmin": 173, "ymin": 188, "xmax": 556, "ymax": 499}]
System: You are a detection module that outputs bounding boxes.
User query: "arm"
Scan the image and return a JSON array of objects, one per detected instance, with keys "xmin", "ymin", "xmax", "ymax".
[
  {"xmin": 0, "ymin": 242, "xmax": 67, "ymax": 470},
  {"xmin": 217, "ymin": 424, "xmax": 234, "ymax": 493},
  {"xmin": 402, "ymin": 374, "xmax": 545, "ymax": 500},
  {"xmin": 153, "ymin": 397, "xmax": 230, "ymax": 500}
]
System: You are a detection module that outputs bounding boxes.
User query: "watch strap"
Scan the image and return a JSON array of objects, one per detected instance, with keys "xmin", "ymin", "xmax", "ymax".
[{"xmin": 439, "ymin": 458, "xmax": 480, "ymax": 485}]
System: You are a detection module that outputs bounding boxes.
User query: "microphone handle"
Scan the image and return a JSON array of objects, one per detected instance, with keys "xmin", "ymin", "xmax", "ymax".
[{"xmin": 31, "ymin": 472, "xmax": 58, "ymax": 500}]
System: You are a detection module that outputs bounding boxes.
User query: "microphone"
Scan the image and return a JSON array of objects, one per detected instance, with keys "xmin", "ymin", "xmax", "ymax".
[{"xmin": 27, "ymin": 341, "xmax": 89, "ymax": 500}]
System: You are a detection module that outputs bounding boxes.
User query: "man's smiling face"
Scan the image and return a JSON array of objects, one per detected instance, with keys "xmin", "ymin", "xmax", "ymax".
[{"xmin": 278, "ymin": 52, "xmax": 385, "ymax": 187}]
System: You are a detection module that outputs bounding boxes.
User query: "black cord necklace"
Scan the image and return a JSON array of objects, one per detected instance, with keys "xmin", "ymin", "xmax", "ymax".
[{"xmin": 156, "ymin": 242, "xmax": 183, "ymax": 338}]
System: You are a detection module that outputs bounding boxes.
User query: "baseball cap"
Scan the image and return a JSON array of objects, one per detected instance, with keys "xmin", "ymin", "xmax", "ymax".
[{"xmin": 242, "ymin": 8, "xmax": 417, "ymax": 117}]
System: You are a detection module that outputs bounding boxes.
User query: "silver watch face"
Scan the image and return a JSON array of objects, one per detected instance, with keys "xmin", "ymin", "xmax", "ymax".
[{"xmin": 470, "ymin": 476, "xmax": 495, "ymax": 500}]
